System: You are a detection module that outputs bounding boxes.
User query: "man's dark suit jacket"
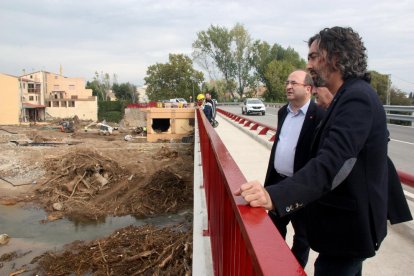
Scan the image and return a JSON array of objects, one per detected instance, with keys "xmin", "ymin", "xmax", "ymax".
[
  {"xmin": 264, "ymin": 101, "xmax": 325, "ymax": 188},
  {"xmin": 266, "ymin": 78, "xmax": 390, "ymax": 258},
  {"xmin": 387, "ymin": 157, "xmax": 412, "ymax": 224}
]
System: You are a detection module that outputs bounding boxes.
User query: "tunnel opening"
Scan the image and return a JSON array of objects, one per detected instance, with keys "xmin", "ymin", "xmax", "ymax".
[{"xmin": 152, "ymin": 118, "xmax": 170, "ymax": 132}]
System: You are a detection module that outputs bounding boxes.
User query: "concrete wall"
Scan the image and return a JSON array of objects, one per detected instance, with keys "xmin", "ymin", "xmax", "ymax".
[
  {"xmin": 0, "ymin": 73, "xmax": 20, "ymax": 125},
  {"xmin": 124, "ymin": 108, "xmax": 148, "ymax": 127}
]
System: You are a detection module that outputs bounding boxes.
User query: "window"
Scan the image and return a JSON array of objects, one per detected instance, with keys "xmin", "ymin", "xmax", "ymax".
[
  {"xmin": 28, "ymin": 83, "xmax": 35, "ymax": 93},
  {"xmin": 68, "ymin": 101, "xmax": 75, "ymax": 107},
  {"xmin": 35, "ymin": 84, "xmax": 41, "ymax": 92},
  {"xmin": 61, "ymin": 101, "xmax": 67, "ymax": 107},
  {"xmin": 53, "ymin": 101, "xmax": 59, "ymax": 107},
  {"xmin": 48, "ymin": 101, "xmax": 51, "ymax": 107},
  {"xmin": 71, "ymin": 95, "xmax": 78, "ymax": 99},
  {"xmin": 29, "ymin": 96, "xmax": 34, "ymax": 101}
]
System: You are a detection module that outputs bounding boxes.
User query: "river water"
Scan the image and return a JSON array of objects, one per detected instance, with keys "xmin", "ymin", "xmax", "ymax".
[{"xmin": 0, "ymin": 203, "xmax": 189, "ymax": 275}]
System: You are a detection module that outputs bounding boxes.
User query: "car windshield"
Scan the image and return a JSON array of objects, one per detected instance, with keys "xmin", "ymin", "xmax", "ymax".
[{"xmin": 247, "ymin": 99, "xmax": 262, "ymax": 104}]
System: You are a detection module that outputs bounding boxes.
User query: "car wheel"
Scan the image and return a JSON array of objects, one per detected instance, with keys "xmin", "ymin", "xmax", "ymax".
[
  {"xmin": 242, "ymin": 108, "xmax": 245, "ymax": 115},
  {"xmin": 262, "ymin": 111, "xmax": 265, "ymax": 116}
]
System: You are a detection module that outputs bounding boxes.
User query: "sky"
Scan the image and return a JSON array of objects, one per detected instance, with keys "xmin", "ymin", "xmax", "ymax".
[{"xmin": 1, "ymin": 0, "xmax": 414, "ymax": 93}]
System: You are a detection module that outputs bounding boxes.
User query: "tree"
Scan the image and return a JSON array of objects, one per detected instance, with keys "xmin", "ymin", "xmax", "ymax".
[
  {"xmin": 250, "ymin": 41, "xmax": 305, "ymax": 102},
  {"xmin": 390, "ymin": 87, "xmax": 411, "ymax": 105},
  {"xmin": 112, "ymin": 82, "xmax": 137, "ymax": 102},
  {"xmin": 86, "ymin": 80, "xmax": 104, "ymax": 101},
  {"xmin": 231, "ymin": 23, "xmax": 253, "ymax": 98},
  {"xmin": 370, "ymin": 71, "xmax": 389, "ymax": 104},
  {"xmin": 192, "ymin": 24, "xmax": 236, "ymax": 98},
  {"xmin": 264, "ymin": 60, "xmax": 294, "ymax": 102},
  {"xmin": 144, "ymin": 54, "xmax": 204, "ymax": 101},
  {"xmin": 86, "ymin": 71, "xmax": 113, "ymax": 101}
]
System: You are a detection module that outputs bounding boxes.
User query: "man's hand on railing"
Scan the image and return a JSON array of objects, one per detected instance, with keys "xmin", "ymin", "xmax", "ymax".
[{"xmin": 234, "ymin": 180, "xmax": 274, "ymax": 210}]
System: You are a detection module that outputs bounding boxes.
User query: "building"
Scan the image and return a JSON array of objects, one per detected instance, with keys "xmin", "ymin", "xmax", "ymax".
[
  {"xmin": 0, "ymin": 70, "xmax": 98, "ymax": 125},
  {"xmin": 0, "ymin": 73, "xmax": 20, "ymax": 125}
]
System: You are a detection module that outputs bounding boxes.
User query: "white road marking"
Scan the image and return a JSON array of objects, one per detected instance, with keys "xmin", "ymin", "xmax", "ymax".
[
  {"xmin": 404, "ymin": 190, "xmax": 414, "ymax": 201},
  {"xmin": 390, "ymin": 139, "xmax": 414, "ymax": 145}
]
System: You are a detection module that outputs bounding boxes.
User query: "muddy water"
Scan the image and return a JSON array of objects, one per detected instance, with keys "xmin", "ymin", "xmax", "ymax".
[{"xmin": 0, "ymin": 204, "xmax": 190, "ymax": 275}]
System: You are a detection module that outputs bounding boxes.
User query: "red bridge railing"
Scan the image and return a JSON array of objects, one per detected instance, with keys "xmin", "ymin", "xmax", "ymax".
[
  {"xmin": 218, "ymin": 109, "xmax": 277, "ymax": 142},
  {"xmin": 197, "ymin": 109, "xmax": 305, "ymax": 276},
  {"xmin": 217, "ymin": 108, "xmax": 414, "ymax": 189}
]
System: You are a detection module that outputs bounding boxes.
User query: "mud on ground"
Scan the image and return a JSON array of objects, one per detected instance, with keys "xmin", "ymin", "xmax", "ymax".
[{"xmin": 0, "ymin": 124, "xmax": 194, "ymax": 275}]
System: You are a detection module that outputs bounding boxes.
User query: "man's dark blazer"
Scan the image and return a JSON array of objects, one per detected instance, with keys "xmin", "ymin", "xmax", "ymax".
[
  {"xmin": 387, "ymin": 156, "xmax": 412, "ymax": 224},
  {"xmin": 264, "ymin": 100, "xmax": 325, "ymax": 188},
  {"xmin": 266, "ymin": 78, "xmax": 390, "ymax": 258}
]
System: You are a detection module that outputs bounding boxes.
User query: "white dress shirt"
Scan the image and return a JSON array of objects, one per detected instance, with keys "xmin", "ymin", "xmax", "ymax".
[{"xmin": 274, "ymin": 100, "xmax": 310, "ymax": 177}]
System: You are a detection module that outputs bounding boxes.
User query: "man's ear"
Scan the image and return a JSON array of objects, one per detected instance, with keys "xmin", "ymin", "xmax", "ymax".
[{"xmin": 331, "ymin": 55, "xmax": 340, "ymax": 71}]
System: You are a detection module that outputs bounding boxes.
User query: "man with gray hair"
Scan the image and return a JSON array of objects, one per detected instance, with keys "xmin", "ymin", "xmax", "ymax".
[{"xmin": 236, "ymin": 26, "xmax": 391, "ymax": 275}]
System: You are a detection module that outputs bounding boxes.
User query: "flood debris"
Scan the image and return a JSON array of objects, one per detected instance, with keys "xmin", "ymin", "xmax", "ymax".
[
  {"xmin": 30, "ymin": 224, "xmax": 192, "ymax": 276},
  {"xmin": 0, "ymin": 124, "xmax": 194, "ymax": 275}
]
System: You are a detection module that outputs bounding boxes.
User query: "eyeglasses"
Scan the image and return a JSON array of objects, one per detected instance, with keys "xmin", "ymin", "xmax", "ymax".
[{"xmin": 285, "ymin": 80, "xmax": 311, "ymax": 87}]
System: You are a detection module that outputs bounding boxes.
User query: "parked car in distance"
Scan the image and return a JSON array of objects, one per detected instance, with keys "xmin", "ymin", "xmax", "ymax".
[
  {"xmin": 170, "ymin": 98, "xmax": 188, "ymax": 107},
  {"xmin": 241, "ymin": 98, "xmax": 266, "ymax": 115}
]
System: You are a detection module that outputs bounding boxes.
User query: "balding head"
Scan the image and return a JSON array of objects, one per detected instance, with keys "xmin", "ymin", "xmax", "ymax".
[{"xmin": 285, "ymin": 70, "xmax": 313, "ymax": 109}]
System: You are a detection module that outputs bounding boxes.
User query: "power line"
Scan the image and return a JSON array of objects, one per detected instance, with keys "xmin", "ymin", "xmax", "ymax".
[{"xmin": 392, "ymin": 75, "xmax": 414, "ymax": 85}]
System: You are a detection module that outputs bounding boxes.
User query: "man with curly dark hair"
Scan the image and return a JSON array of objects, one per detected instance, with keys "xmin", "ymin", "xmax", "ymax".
[{"xmin": 235, "ymin": 26, "xmax": 390, "ymax": 275}]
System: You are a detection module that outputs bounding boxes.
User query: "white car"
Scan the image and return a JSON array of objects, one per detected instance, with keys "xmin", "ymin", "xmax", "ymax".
[
  {"xmin": 170, "ymin": 98, "xmax": 188, "ymax": 107},
  {"xmin": 242, "ymin": 98, "xmax": 266, "ymax": 115}
]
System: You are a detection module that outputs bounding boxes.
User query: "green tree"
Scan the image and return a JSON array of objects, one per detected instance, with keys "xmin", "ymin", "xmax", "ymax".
[
  {"xmin": 250, "ymin": 41, "xmax": 305, "ymax": 102},
  {"xmin": 144, "ymin": 54, "xmax": 204, "ymax": 101},
  {"xmin": 264, "ymin": 60, "xmax": 294, "ymax": 102},
  {"xmin": 112, "ymin": 82, "xmax": 138, "ymax": 102},
  {"xmin": 86, "ymin": 80, "xmax": 104, "ymax": 101},
  {"xmin": 87, "ymin": 71, "xmax": 113, "ymax": 101},
  {"xmin": 192, "ymin": 24, "xmax": 236, "ymax": 98},
  {"xmin": 231, "ymin": 23, "xmax": 253, "ymax": 98},
  {"xmin": 390, "ymin": 87, "xmax": 411, "ymax": 105},
  {"xmin": 370, "ymin": 71, "xmax": 389, "ymax": 104}
]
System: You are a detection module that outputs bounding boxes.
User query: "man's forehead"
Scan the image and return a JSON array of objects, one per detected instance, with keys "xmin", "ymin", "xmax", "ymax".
[{"xmin": 289, "ymin": 71, "xmax": 305, "ymax": 79}]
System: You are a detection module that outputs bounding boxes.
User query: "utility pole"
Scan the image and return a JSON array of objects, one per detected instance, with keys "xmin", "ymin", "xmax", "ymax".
[
  {"xmin": 191, "ymin": 77, "xmax": 195, "ymax": 103},
  {"xmin": 386, "ymin": 74, "xmax": 391, "ymax": 106}
]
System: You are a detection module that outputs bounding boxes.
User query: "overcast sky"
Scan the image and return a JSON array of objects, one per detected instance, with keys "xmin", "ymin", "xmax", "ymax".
[{"xmin": 1, "ymin": 0, "xmax": 413, "ymax": 93}]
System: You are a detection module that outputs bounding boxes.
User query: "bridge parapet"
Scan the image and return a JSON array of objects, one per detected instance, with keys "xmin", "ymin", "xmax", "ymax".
[{"xmin": 196, "ymin": 109, "xmax": 305, "ymax": 275}]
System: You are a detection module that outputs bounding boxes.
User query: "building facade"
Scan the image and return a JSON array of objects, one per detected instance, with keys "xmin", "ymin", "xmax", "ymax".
[
  {"xmin": 0, "ymin": 70, "xmax": 98, "ymax": 125},
  {"xmin": 0, "ymin": 73, "xmax": 20, "ymax": 125}
]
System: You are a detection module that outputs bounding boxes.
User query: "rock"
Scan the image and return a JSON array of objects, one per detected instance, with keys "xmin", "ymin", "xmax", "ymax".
[
  {"xmin": 53, "ymin": 202, "xmax": 64, "ymax": 211},
  {"xmin": 0, "ymin": 234, "xmax": 10, "ymax": 245},
  {"xmin": 0, "ymin": 198, "xmax": 18, "ymax": 206},
  {"xmin": 48, "ymin": 212, "xmax": 64, "ymax": 222}
]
